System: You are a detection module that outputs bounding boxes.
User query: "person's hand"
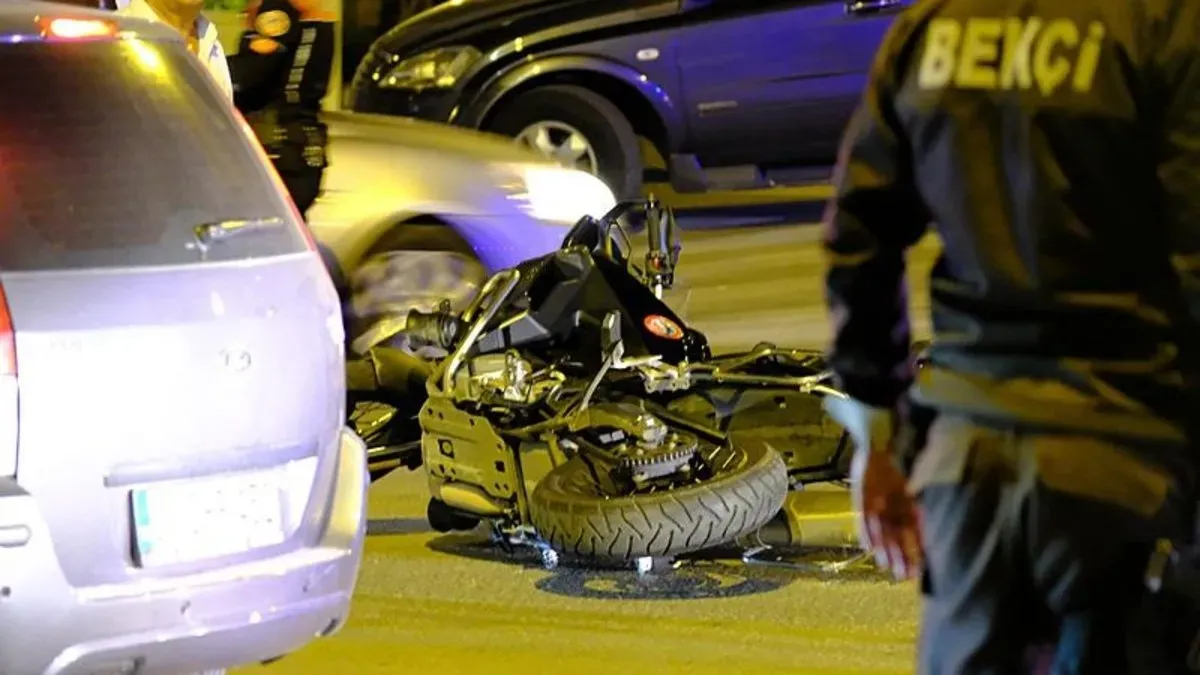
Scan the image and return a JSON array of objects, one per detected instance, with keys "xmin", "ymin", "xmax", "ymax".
[
  {"xmin": 850, "ymin": 447, "xmax": 923, "ymax": 581},
  {"xmin": 241, "ymin": 0, "xmax": 262, "ymax": 29}
]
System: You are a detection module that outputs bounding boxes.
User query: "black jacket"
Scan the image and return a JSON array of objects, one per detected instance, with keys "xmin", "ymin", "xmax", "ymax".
[
  {"xmin": 824, "ymin": 0, "xmax": 1200, "ymax": 441},
  {"xmin": 228, "ymin": 0, "xmax": 335, "ymax": 173}
]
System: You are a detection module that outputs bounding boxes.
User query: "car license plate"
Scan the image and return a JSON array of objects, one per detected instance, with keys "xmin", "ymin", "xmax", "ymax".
[{"xmin": 131, "ymin": 468, "xmax": 286, "ymax": 567}]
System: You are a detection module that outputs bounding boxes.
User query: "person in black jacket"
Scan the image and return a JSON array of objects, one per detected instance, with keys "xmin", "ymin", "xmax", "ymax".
[
  {"xmin": 228, "ymin": 0, "xmax": 334, "ymax": 215},
  {"xmin": 226, "ymin": 4, "xmax": 391, "ymax": 397},
  {"xmin": 823, "ymin": 1, "xmax": 1200, "ymax": 671}
]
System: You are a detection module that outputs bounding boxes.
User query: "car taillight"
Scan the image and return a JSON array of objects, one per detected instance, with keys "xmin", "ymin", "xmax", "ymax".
[
  {"xmin": 0, "ymin": 287, "xmax": 13, "ymax": 378},
  {"xmin": 0, "ymin": 284, "xmax": 17, "ymax": 477}
]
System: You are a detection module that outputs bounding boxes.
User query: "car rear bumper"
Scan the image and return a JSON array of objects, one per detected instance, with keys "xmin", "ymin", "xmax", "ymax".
[{"xmin": 0, "ymin": 428, "xmax": 369, "ymax": 675}]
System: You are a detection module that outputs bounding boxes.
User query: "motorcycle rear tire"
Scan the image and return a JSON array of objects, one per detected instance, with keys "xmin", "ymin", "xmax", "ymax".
[{"xmin": 528, "ymin": 441, "xmax": 788, "ymax": 563}]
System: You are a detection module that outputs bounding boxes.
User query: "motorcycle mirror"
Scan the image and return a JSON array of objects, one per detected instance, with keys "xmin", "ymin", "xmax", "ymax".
[
  {"xmin": 563, "ymin": 202, "xmax": 636, "ymax": 249},
  {"xmin": 601, "ymin": 310, "xmax": 623, "ymax": 354},
  {"xmin": 643, "ymin": 194, "xmax": 680, "ymax": 293},
  {"xmin": 646, "ymin": 194, "xmax": 668, "ymax": 257},
  {"xmin": 663, "ymin": 201, "xmax": 682, "ymax": 266},
  {"xmin": 561, "ymin": 214, "xmax": 601, "ymax": 250}
]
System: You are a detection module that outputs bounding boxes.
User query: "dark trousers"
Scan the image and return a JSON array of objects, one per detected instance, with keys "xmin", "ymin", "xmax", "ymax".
[
  {"xmin": 281, "ymin": 166, "xmax": 324, "ymax": 218},
  {"xmin": 915, "ymin": 415, "xmax": 1197, "ymax": 674}
]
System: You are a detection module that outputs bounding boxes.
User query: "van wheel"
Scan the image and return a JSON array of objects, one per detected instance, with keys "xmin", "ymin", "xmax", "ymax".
[
  {"xmin": 350, "ymin": 223, "xmax": 486, "ymax": 354},
  {"xmin": 487, "ymin": 85, "xmax": 642, "ymax": 200}
]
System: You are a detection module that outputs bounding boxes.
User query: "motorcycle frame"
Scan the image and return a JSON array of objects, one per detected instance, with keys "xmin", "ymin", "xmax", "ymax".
[
  {"xmin": 413, "ymin": 199, "xmax": 855, "ymax": 526},
  {"xmin": 650, "ymin": 352, "xmax": 854, "ymax": 486},
  {"xmin": 421, "ymin": 266, "xmax": 542, "ymax": 526},
  {"xmin": 425, "ymin": 264, "xmax": 853, "ymax": 494}
]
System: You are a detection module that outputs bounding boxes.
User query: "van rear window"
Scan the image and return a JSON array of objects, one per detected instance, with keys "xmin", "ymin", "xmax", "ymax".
[{"xmin": 0, "ymin": 40, "xmax": 307, "ymax": 271}]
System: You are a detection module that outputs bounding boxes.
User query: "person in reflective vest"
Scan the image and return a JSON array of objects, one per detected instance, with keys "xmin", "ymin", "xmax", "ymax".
[
  {"xmin": 228, "ymin": 0, "xmax": 334, "ymax": 216},
  {"xmin": 114, "ymin": 0, "xmax": 232, "ymax": 97}
]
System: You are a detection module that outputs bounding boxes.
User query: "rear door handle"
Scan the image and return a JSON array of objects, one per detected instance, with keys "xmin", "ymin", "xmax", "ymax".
[{"xmin": 845, "ymin": 0, "xmax": 903, "ymax": 14}]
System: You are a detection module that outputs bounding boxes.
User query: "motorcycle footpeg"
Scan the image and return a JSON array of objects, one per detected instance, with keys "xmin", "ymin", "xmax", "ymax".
[{"xmin": 633, "ymin": 556, "xmax": 678, "ymax": 575}]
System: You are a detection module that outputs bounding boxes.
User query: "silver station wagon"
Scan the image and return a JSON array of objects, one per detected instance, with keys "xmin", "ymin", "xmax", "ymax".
[{"xmin": 0, "ymin": 4, "xmax": 367, "ymax": 674}]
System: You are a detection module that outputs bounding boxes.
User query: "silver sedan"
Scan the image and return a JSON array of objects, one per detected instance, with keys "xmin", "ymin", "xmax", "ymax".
[{"xmin": 307, "ymin": 111, "xmax": 617, "ymax": 350}]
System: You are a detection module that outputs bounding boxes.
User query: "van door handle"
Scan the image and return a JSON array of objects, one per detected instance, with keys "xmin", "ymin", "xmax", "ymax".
[{"xmin": 845, "ymin": 0, "xmax": 902, "ymax": 14}]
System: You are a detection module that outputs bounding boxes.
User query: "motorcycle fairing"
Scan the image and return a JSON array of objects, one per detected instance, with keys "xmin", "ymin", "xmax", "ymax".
[{"xmin": 472, "ymin": 247, "xmax": 709, "ymax": 367}]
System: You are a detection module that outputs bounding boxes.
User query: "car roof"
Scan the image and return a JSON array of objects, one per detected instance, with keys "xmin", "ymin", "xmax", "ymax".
[{"xmin": 0, "ymin": 1, "xmax": 183, "ymax": 44}]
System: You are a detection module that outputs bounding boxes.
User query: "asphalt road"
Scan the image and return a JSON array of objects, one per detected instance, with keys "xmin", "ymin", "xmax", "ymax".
[
  {"xmin": 663, "ymin": 225, "xmax": 938, "ymax": 351},
  {"xmin": 245, "ymin": 224, "xmax": 945, "ymax": 675}
]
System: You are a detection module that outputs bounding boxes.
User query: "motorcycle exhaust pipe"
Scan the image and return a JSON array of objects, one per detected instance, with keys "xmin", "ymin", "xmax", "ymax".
[{"xmin": 437, "ymin": 483, "xmax": 506, "ymax": 518}]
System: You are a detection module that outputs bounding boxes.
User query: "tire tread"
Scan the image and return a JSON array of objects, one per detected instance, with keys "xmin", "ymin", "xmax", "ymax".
[
  {"xmin": 529, "ymin": 444, "xmax": 788, "ymax": 562},
  {"xmin": 487, "ymin": 84, "xmax": 643, "ymax": 200}
]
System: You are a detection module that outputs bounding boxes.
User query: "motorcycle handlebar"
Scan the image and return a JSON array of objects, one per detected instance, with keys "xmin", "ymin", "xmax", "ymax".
[
  {"xmin": 442, "ymin": 268, "xmax": 522, "ymax": 392},
  {"xmin": 563, "ymin": 198, "xmax": 679, "ymax": 270},
  {"xmin": 402, "ymin": 309, "xmax": 464, "ymax": 351}
]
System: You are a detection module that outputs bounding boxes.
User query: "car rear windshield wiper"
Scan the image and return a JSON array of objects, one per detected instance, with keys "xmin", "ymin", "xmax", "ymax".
[{"xmin": 192, "ymin": 217, "xmax": 286, "ymax": 248}]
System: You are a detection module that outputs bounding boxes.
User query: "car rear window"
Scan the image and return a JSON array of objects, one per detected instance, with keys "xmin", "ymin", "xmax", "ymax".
[{"xmin": 0, "ymin": 40, "xmax": 308, "ymax": 271}]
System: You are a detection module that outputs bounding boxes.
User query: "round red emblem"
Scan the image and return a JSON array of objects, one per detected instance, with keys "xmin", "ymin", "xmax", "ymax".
[{"xmin": 643, "ymin": 314, "xmax": 684, "ymax": 341}]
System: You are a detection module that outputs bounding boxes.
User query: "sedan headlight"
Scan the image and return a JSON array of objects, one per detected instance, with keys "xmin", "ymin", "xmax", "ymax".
[
  {"xmin": 374, "ymin": 46, "xmax": 481, "ymax": 91},
  {"xmin": 498, "ymin": 164, "xmax": 618, "ymax": 225}
]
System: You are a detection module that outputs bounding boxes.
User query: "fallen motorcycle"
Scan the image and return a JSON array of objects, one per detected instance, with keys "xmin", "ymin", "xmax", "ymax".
[{"xmin": 350, "ymin": 197, "xmax": 854, "ymax": 569}]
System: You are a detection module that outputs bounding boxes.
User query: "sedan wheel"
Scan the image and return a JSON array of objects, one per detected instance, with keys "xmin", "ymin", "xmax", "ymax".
[
  {"xmin": 350, "ymin": 248, "xmax": 485, "ymax": 355},
  {"xmin": 514, "ymin": 121, "xmax": 599, "ymax": 175},
  {"xmin": 487, "ymin": 84, "xmax": 643, "ymax": 200}
]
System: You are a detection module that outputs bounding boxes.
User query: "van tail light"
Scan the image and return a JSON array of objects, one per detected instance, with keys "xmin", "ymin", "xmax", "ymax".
[
  {"xmin": 0, "ymin": 285, "xmax": 17, "ymax": 477},
  {"xmin": 0, "ymin": 286, "xmax": 13, "ymax": 378},
  {"xmin": 39, "ymin": 17, "xmax": 119, "ymax": 40}
]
